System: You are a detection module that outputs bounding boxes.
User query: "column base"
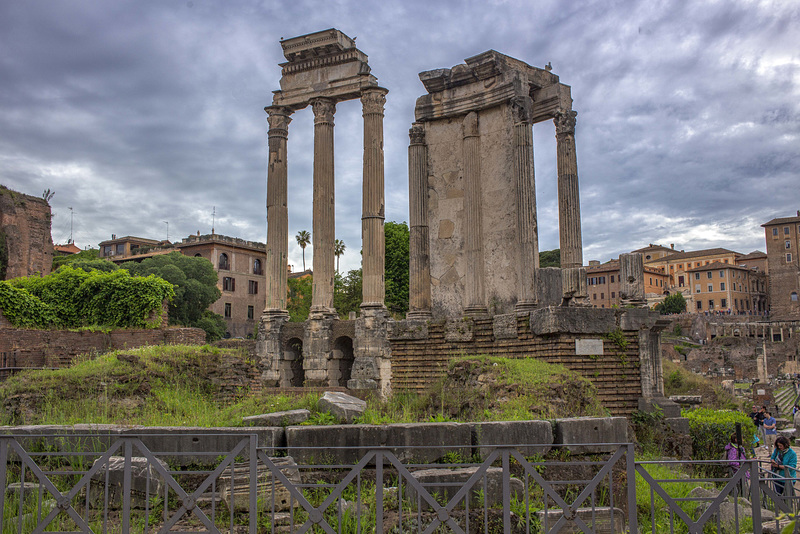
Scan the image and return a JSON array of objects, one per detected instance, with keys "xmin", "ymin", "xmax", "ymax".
[
  {"xmin": 464, "ymin": 305, "xmax": 489, "ymax": 317},
  {"xmin": 309, "ymin": 306, "xmax": 337, "ymax": 320},
  {"xmin": 352, "ymin": 305, "xmax": 392, "ymax": 397},
  {"xmin": 515, "ymin": 301, "xmax": 538, "ymax": 314},
  {"xmin": 406, "ymin": 310, "xmax": 432, "ymax": 321},
  {"xmin": 255, "ymin": 312, "xmax": 289, "ymax": 387}
]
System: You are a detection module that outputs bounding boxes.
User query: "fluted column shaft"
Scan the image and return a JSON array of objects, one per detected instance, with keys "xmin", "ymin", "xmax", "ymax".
[
  {"xmin": 463, "ymin": 111, "xmax": 487, "ymax": 315},
  {"xmin": 310, "ymin": 98, "xmax": 336, "ymax": 315},
  {"xmin": 512, "ymin": 98, "xmax": 538, "ymax": 312},
  {"xmin": 361, "ymin": 88, "xmax": 389, "ymax": 309},
  {"xmin": 619, "ymin": 253, "xmax": 647, "ymax": 307},
  {"xmin": 264, "ymin": 106, "xmax": 292, "ymax": 314},
  {"xmin": 555, "ymin": 108, "xmax": 588, "ymax": 302},
  {"xmin": 408, "ymin": 122, "xmax": 431, "ymax": 318}
]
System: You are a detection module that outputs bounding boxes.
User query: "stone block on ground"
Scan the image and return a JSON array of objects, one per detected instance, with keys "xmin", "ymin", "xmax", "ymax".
[
  {"xmin": 89, "ymin": 456, "xmax": 169, "ymax": 509},
  {"xmin": 405, "ymin": 467, "xmax": 522, "ymax": 510},
  {"xmin": 218, "ymin": 456, "xmax": 300, "ymax": 512},
  {"xmin": 471, "ymin": 420, "xmax": 553, "ymax": 459},
  {"xmin": 318, "ymin": 391, "xmax": 366, "ymax": 423},
  {"xmin": 243, "ymin": 409, "xmax": 310, "ymax": 427},
  {"xmin": 535, "ymin": 507, "xmax": 624, "ymax": 533},
  {"xmin": 554, "ymin": 417, "xmax": 627, "ymax": 454},
  {"xmin": 665, "ymin": 417, "xmax": 690, "ymax": 435},
  {"xmin": 286, "ymin": 425, "xmax": 384, "ymax": 465},
  {"xmin": 778, "ymin": 427, "xmax": 796, "ymax": 440}
]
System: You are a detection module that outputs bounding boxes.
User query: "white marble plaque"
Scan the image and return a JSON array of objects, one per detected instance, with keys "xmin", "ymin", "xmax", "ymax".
[
  {"xmin": 757, "ymin": 389, "xmax": 766, "ymax": 396},
  {"xmin": 575, "ymin": 339, "xmax": 604, "ymax": 356}
]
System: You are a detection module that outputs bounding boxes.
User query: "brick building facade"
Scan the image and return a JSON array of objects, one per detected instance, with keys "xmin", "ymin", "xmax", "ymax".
[
  {"xmin": 0, "ymin": 185, "xmax": 53, "ymax": 280},
  {"xmin": 762, "ymin": 213, "xmax": 800, "ymax": 318}
]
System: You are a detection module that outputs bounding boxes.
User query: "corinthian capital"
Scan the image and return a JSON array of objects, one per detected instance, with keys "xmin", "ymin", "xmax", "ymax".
[
  {"xmin": 554, "ymin": 108, "xmax": 577, "ymax": 135},
  {"xmin": 510, "ymin": 96, "xmax": 532, "ymax": 124},
  {"xmin": 409, "ymin": 122, "xmax": 426, "ymax": 145},
  {"xmin": 311, "ymin": 98, "xmax": 336, "ymax": 125},
  {"xmin": 265, "ymin": 106, "xmax": 293, "ymax": 134},
  {"xmin": 361, "ymin": 87, "xmax": 388, "ymax": 115}
]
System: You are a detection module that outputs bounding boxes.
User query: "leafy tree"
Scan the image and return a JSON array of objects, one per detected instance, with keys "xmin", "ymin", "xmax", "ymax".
[
  {"xmin": 67, "ymin": 259, "xmax": 119, "ymax": 273},
  {"xmin": 334, "ymin": 269, "xmax": 363, "ymax": 318},
  {"xmin": 385, "ymin": 221, "xmax": 409, "ymax": 316},
  {"xmin": 539, "ymin": 248, "xmax": 561, "ymax": 268},
  {"xmin": 296, "ymin": 230, "xmax": 311, "ymax": 271},
  {"xmin": 52, "ymin": 248, "xmax": 101, "ymax": 271},
  {"xmin": 119, "ymin": 252, "xmax": 223, "ymax": 339},
  {"xmin": 655, "ymin": 293, "xmax": 687, "ymax": 315},
  {"xmin": 334, "ymin": 239, "xmax": 346, "ymax": 273},
  {"xmin": 287, "ymin": 275, "xmax": 312, "ymax": 322}
]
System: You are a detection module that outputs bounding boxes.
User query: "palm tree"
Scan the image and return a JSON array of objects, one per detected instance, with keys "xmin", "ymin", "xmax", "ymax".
[
  {"xmin": 296, "ymin": 230, "xmax": 311, "ymax": 271},
  {"xmin": 334, "ymin": 239, "xmax": 346, "ymax": 273}
]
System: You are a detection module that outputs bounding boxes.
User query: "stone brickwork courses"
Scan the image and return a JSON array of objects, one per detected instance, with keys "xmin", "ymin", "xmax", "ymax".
[{"xmin": 0, "ymin": 185, "xmax": 53, "ymax": 280}]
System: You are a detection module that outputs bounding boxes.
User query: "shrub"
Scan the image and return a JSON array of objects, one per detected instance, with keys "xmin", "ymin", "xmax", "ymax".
[{"xmin": 683, "ymin": 408, "xmax": 756, "ymax": 461}]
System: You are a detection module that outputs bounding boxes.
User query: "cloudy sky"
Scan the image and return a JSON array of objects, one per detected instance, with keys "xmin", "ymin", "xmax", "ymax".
[{"xmin": 1, "ymin": 0, "xmax": 798, "ymax": 273}]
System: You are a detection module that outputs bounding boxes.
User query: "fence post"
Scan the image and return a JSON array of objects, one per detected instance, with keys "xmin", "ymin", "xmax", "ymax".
[
  {"xmin": 751, "ymin": 458, "xmax": 762, "ymax": 534},
  {"xmin": 627, "ymin": 444, "xmax": 638, "ymax": 534},
  {"xmin": 503, "ymin": 449, "xmax": 511, "ymax": 534},
  {"xmin": 250, "ymin": 434, "xmax": 258, "ymax": 534},
  {"xmin": 0, "ymin": 439, "xmax": 7, "ymax": 528},
  {"xmin": 376, "ymin": 450, "xmax": 383, "ymax": 534},
  {"xmin": 122, "ymin": 439, "xmax": 132, "ymax": 533}
]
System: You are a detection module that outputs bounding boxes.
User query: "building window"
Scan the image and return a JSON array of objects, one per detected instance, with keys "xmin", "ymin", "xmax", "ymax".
[
  {"xmin": 697, "ymin": 301, "xmax": 702, "ymax": 310},
  {"xmin": 224, "ymin": 303, "xmax": 231, "ymax": 318},
  {"xmin": 610, "ymin": 275, "xmax": 614, "ymax": 283},
  {"xmin": 788, "ymin": 253, "xmax": 793, "ymax": 263},
  {"xmin": 707, "ymin": 284, "xmax": 713, "ymax": 292},
  {"xmin": 787, "ymin": 241, "xmax": 792, "ymax": 249},
  {"xmin": 723, "ymin": 259, "xmax": 728, "ymax": 263},
  {"xmin": 253, "ymin": 259, "xmax": 263, "ymax": 275},
  {"xmin": 678, "ymin": 275, "xmax": 685, "ymax": 287},
  {"xmin": 719, "ymin": 271, "xmax": 724, "ymax": 277},
  {"xmin": 773, "ymin": 228, "xmax": 779, "ymax": 236},
  {"xmin": 194, "ymin": 253, "xmax": 202, "ymax": 258},
  {"xmin": 709, "ymin": 300, "xmax": 715, "ymax": 309},
  {"xmin": 219, "ymin": 253, "xmax": 230, "ymax": 270},
  {"xmin": 600, "ymin": 293, "xmax": 604, "ymax": 299},
  {"xmin": 695, "ymin": 273, "xmax": 700, "ymax": 280},
  {"xmin": 103, "ymin": 245, "xmax": 112, "ymax": 257},
  {"xmin": 248, "ymin": 280, "xmax": 258, "ymax": 294},
  {"xmin": 593, "ymin": 294, "xmax": 597, "ymax": 300},
  {"xmin": 695, "ymin": 284, "xmax": 701, "ymax": 293},
  {"xmin": 223, "ymin": 277, "xmax": 235, "ymax": 291},
  {"xmin": 785, "ymin": 226, "xmax": 790, "ymax": 235},
  {"xmin": 611, "ymin": 292, "xmax": 615, "ymax": 298},
  {"xmin": 721, "ymin": 298, "xmax": 727, "ymax": 308},
  {"xmin": 116, "ymin": 244, "xmax": 125, "ymax": 255},
  {"xmin": 792, "ymin": 292, "xmax": 798, "ymax": 302},
  {"xmin": 707, "ymin": 272, "xmax": 713, "ymax": 279},
  {"xmin": 247, "ymin": 305, "xmax": 254, "ymax": 320},
  {"xmin": 720, "ymin": 283, "xmax": 725, "ymax": 291}
]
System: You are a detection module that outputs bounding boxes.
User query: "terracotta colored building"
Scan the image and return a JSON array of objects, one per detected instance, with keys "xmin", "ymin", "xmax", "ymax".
[
  {"xmin": 99, "ymin": 233, "xmax": 267, "ymax": 338},
  {"xmin": 586, "ymin": 259, "xmax": 668, "ymax": 309},
  {"xmin": 762, "ymin": 213, "xmax": 800, "ymax": 318},
  {"xmin": 687, "ymin": 262, "xmax": 767, "ymax": 314}
]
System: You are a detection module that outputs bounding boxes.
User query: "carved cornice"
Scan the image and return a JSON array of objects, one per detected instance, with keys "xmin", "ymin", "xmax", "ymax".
[
  {"xmin": 265, "ymin": 106, "xmax": 293, "ymax": 137},
  {"xmin": 361, "ymin": 88, "xmax": 387, "ymax": 115},
  {"xmin": 554, "ymin": 108, "xmax": 577, "ymax": 136},
  {"xmin": 408, "ymin": 123, "xmax": 425, "ymax": 145},
  {"xmin": 311, "ymin": 98, "xmax": 336, "ymax": 125}
]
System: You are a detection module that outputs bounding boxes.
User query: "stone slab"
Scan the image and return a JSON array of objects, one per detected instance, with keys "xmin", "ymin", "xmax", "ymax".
[
  {"xmin": 529, "ymin": 307, "xmax": 616, "ymax": 336},
  {"xmin": 243, "ymin": 410, "xmax": 310, "ymax": 427},
  {"xmin": 554, "ymin": 417, "xmax": 628, "ymax": 454},
  {"xmin": 218, "ymin": 457, "xmax": 301, "ymax": 512},
  {"xmin": 383, "ymin": 423, "xmax": 472, "ymax": 463},
  {"xmin": 318, "ymin": 391, "xmax": 367, "ymax": 423},
  {"xmin": 575, "ymin": 338, "xmax": 604, "ymax": 356},
  {"xmin": 536, "ymin": 507, "xmax": 624, "ymax": 533},
  {"xmin": 471, "ymin": 420, "xmax": 553, "ymax": 459},
  {"xmin": 388, "ymin": 320, "xmax": 429, "ymax": 341},
  {"xmin": 492, "ymin": 314, "xmax": 518, "ymax": 340},
  {"xmin": 405, "ymin": 467, "xmax": 523, "ymax": 510},
  {"xmin": 89, "ymin": 456, "xmax": 168, "ymax": 509},
  {"xmin": 445, "ymin": 318, "xmax": 474, "ymax": 342}
]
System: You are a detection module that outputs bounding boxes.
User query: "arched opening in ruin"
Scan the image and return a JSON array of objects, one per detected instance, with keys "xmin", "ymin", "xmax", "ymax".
[
  {"xmin": 285, "ymin": 337, "xmax": 304, "ymax": 387},
  {"xmin": 331, "ymin": 336, "xmax": 354, "ymax": 387}
]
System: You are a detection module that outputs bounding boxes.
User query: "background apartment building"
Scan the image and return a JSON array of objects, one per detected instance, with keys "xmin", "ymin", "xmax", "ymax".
[
  {"xmin": 687, "ymin": 262, "xmax": 767, "ymax": 314},
  {"xmin": 586, "ymin": 259, "xmax": 668, "ymax": 308},
  {"xmin": 99, "ymin": 232, "xmax": 267, "ymax": 338},
  {"xmin": 762, "ymin": 213, "xmax": 800, "ymax": 318}
]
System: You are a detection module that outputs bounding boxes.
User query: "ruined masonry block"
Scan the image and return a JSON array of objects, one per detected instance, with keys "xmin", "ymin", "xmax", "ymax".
[
  {"xmin": 243, "ymin": 409, "xmax": 310, "ymax": 427},
  {"xmin": 492, "ymin": 314, "xmax": 518, "ymax": 340},
  {"xmin": 530, "ymin": 307, "xmax": 616, "ymax": 336},
  {"xmin": 318, "ymin": 391, "xmax": 366, "ymax": 423},
  {"xmin": 388, "ymin": 319, "xmax": 429, "ymax": 340},
  {"xmin": 445, "ymin": 317, "xmax": 474, "ymax": 342},
  {"xmin": 472, "ymin": 420, "xmax": 553, "ymax": 459},
  {"xmin": 554, "ymin": 417, "xmax": 628, "ymax": 454},
  {"xmin": 405, "ymin": 467, "xmax": 523, "ymax": 510}
]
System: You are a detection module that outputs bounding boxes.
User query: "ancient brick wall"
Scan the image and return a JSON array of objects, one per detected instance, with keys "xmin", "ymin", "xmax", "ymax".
[
  {"xmin": 390, "ymin": 315, "xmax": 642, "ymax": 416},
  {"xmin": 0, "ymin": 326, "xmax": 206, "ymax": 373},
  {"xmin": 0, "ymin": 186, "xmax": 53, "ymax": 280}
]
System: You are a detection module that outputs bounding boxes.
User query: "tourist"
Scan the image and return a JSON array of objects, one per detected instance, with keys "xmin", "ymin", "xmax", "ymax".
[
  {"xmin": 749, "ymin": 405, "xmax": 761, "ymax": 426},
  {"xmin": 770, "ymin": 436, "xmax": 797, "ymax": 496},
  {"xmin": 763, "ymin": 410, "xmax": 778, "ymax": 450},
  {"xmin": 724, "ymin": 433, "xmax": 750, "ymax": 479}
]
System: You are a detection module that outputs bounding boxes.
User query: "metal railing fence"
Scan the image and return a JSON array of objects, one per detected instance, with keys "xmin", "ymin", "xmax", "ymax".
[{"xmin": 2, "ymin": 433, "xmax": 800, "ymax": 533}]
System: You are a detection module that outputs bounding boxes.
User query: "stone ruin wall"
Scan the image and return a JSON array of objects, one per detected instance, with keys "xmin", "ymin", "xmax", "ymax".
[
  {"xmin": 0, "ymin": 186, "xmax": 53, "ymax": 280},
  {"xmin": 426, "ymin": 105, "xmax": 520, "ymax": 317},
  {"xmin": 389, "ymin": 315, "xmax": 643, "ymax": 415}
]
